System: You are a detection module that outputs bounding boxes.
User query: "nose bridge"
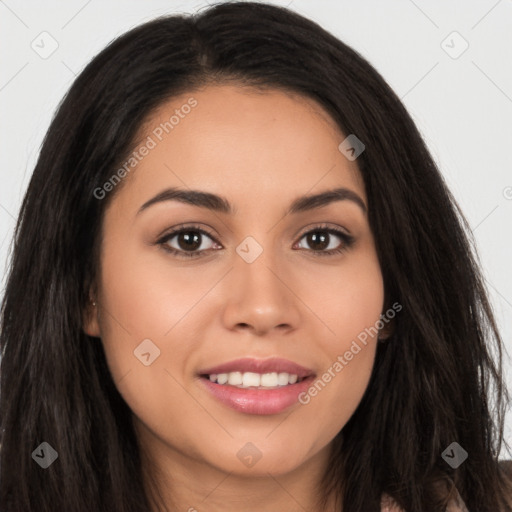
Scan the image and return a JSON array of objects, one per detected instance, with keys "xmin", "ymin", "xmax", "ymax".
[
  {"xmin": 234, "ymin": 233, "xmax": 285, "ymax": 300},
  {"xmin": 222, "ymin": 232, "xmax": 299, "ymax": 333}
]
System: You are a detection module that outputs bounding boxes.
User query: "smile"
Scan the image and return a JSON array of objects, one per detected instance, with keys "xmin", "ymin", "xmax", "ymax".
[{"xmin": 197, "ymin": 357, "xmax": 316, "ymax": 415}]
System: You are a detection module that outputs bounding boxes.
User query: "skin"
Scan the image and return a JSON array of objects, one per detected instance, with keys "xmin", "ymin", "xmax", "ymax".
[{"xmin": 83, "ymin": 84, "xmax": 389, "ymax": 512}]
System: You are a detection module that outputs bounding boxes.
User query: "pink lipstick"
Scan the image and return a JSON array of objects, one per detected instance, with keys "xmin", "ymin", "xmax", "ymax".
[{"xmin": 197, "ymin": 357, "xmax": 316, "ymax": 415}]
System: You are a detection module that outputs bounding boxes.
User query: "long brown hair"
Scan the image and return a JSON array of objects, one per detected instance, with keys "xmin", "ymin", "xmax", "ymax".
[{"xmin": 1, "ymin": 2, "xmax": 511, "ymax": 510}]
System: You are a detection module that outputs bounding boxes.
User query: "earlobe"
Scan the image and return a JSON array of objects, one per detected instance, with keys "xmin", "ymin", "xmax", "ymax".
[
  {"xmin": 378, "ymin": 317, "xmax": 395, "ymax": 341},
  {"xmin": 378, "ymin": 298, "xmax": 397, "ymax": 341},
  {"xmin": 82, "ymin": 298, "xmax": 101, "ymax": 338}
]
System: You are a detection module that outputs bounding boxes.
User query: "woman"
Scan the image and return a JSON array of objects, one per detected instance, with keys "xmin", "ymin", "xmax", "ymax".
[{"xmin": 1, "ymin": 2, "xmax": 511, "ymax": 511}]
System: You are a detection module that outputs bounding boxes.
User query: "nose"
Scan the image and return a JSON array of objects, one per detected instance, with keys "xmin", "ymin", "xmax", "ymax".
[{"xmin": 221, "ymin": 241, "xmax": 301, "ymax": 336}]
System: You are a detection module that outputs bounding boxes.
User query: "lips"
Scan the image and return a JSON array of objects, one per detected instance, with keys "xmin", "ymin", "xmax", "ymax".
[
  {"xmin": 197, "ymin": 357, "xmax": 317, "ymax": 415},
  {"xmin": 199, "ymin": 374, "xmax": 316, "ymax": 415},
  {"xmin": 198, "ymin": 357, "xmax": 315, "ymax": 379}
]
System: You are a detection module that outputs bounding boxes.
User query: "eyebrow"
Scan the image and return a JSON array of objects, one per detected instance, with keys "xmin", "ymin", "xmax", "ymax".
[{"xmin": 137, "ymin": 186, "xmax": 367, "ymax": 216}]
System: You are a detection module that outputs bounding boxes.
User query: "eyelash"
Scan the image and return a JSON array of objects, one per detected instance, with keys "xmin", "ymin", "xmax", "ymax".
[{"xmin": 156, "ymin": 223, "xmax": 355, "ymax": 259}]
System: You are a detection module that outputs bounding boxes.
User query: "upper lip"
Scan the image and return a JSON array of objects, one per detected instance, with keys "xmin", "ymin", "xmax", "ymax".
[{"xmin": 198, "ymin": 357, "xmax": 315, "ymax": 378}]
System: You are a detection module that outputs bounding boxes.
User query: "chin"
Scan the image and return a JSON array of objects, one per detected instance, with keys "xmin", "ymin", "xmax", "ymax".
[{"xmin": 203, "ymin": 443, "xmax": 311, "ymax": 477}]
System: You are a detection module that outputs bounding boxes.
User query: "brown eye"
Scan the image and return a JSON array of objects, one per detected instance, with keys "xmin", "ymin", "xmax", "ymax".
[
  {"xmin": 157, "ymin": 225, "xmax": 219, "ymax": 258},
  {"xmin": 303, "ymin": 231, "xmax": 330, "ymax": 251},
  {"xmin": 295, "ymin": 227, "xmax": 355, "ymax": 256},
  {"xmin": 173, "ymin": 231, "xmax": 203, "ymax": 251}
]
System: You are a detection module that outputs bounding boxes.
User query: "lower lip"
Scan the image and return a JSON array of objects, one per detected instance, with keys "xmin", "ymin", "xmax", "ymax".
[{"xmin": 198, "ymin": 375, "xmax": 315, "ymax": 415}]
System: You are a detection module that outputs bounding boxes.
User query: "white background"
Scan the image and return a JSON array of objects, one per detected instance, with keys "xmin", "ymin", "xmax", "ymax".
[{"xmin": 1, "ymin": 0, "xmax": 511, "ymax": 456}]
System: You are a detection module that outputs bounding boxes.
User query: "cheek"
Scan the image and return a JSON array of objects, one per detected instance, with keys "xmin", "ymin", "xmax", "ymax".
[
  {"xmin": 96, "ymin": 239, "xmax": 213, "ymax": 447},
  {"xmin": 97, "ymin": 233, "xmax": 219, "ymax": 352},
  {"xmin": 98, "ymin": 238, "xmax": 199, "ymax": 336},
  {"xmin": 299, "ymin": 245, "xmax": 385, "ymax": 347},
  {"xmin": 293, "ymin": 250, "xmax": 384, "ymax": 437},
  {"xmin": 96, "ymin": 235, "xmax": 215, "ymax": 401}
]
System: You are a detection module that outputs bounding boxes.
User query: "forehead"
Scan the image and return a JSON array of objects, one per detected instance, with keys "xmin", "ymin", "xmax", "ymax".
[{"xmin": 110, "ymin": 84, "xmax": 366, "ymax": 213}]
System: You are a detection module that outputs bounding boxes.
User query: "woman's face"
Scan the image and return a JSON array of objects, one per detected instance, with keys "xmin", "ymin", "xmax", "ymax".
[{"xmin": 84, "ymin": 84, "xmax": 385, "ymax": 478}]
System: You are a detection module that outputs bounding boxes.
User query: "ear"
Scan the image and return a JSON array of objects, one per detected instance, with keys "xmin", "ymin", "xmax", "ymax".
[
  {"xmin": 82, "ymin": 294, "xmax": 101, "ymax": 338},
  {"xmin": 378, "ymin": 301, "xmax": 397, "ymax": 341},
  {"xmin": 379, "ymin": 293, "xmax": 402, "ymax": 341},
  {"xmin": 378, "ymin": 317, "xmax": 395, "ymax": 340}
]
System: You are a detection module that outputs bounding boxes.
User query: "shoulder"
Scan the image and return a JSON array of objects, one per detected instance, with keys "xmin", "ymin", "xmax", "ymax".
[
  {"xmin": 445, "ymin": 489, "xmax": 469, "ymax": 512},
  {"xmin": 380, "ymin": 489, "xmax": 469, "ymax": 512},
  {"xmin": 500, "ymin": 459, "xmax": 512, "ymax": 479},
  {"xmin": 380, "ymin": 493, "xmax": 404, "ymax": 512},
  {"xmin": 381, "ymin": 462, "xmax": 512, "ymax": 512},
  {"xmin": 500, "ymin": 459, "xmax": 512, "ymax": 508}
]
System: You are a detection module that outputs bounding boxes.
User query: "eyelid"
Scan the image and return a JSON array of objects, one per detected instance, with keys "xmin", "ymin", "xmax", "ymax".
[
  {"xmin": 156, "ymin": 222, "xmax": 354, "ymax": 258},
  {"xmin": 156, "ymin": 222, "xmax": 218, "ymax": 240},
  {"xmin": 157, "ymin": 222, "xmax": 352, "ymax": 242},
  {"xmin": 295, "ymin": 221, "xmax": 352, "ymax": 239},
  {"xmin": 156, "ymin": 223, "xmax": 220, "ymax": 251}
]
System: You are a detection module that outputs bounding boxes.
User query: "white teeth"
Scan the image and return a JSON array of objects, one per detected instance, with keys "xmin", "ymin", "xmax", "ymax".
[
  {"xmin": 260, "ymin": 372, "xmax": 278, "ymax": 386},
  {"xmin": 207, "ymin": 371, "xmax": 303, "ymax": 388},
  {"xmin": 242, "ymin": 372, "xmax": 261, "ymax": 387},
  {"xmin": 227, "ymin": 371, "xmax": 243, "ymax": 386},
  {"xmin": 277, "ymin": 372, "xmax": 289, "ymax": 385},
  {"xmin": 216, "ymin": 373, "xmax": 229, "ymax": 385}
]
